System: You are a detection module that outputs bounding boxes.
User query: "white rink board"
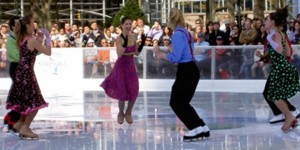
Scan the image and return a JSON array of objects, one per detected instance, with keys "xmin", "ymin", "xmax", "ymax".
[{"xmin": 0, "ymin": 48, "xmax": 266, "ymax": 93}]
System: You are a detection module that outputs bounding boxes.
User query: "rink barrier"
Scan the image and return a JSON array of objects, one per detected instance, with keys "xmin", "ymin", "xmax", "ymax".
[{"xmin": 1, "ymin": 45, "xmax": 300, "ymax": 92}]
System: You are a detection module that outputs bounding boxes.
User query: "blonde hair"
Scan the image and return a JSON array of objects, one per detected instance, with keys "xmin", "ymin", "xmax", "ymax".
[{"xmin": 168, "ymin": 8, "xmax": 185, "ymax": 30}]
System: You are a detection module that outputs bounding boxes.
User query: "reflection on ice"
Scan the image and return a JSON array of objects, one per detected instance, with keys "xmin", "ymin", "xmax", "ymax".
[{"xmin": 1, "ymin": 91, "xmax": 300, "ymax": 150}]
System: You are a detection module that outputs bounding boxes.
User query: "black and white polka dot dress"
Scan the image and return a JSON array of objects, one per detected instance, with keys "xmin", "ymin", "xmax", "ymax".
[{"xmin": 264, "ymin": 39, "xmax": 299, "ymax": 101}]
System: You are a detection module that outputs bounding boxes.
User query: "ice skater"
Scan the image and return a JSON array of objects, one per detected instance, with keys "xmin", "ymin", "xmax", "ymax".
[
  {"xmin": 262, "ymin": 6, "xmax": 299, "ymax": 132},
  {"xmin": 154, "ymin": 8, "xmax": 209, "ymax": 141},
  {"xmin": 6, "ymin": 13, "xmax": 51, "ymax": 139},
  {"xmin": 100, "ymin": 16, "xmax": 146, "ymax": 125},
  {"xmin": 3, "ymin": 16, "xmax": 21, "ymax": 133}
]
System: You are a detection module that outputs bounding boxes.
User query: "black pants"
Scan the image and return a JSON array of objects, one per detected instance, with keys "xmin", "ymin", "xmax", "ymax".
[
  {"xmin": 263, "ymin": 77, "xmax": 296, "ymax": 116},
  {"xmin": 170, "ymin": 61, "xmax": 205, "ymax": 130},
  {"xmin": 7, "ymin": 62, "xmax": 21, "ymax": 124},
  {"xmin": 9, "ymin": 62, "xmax": 18, "ymax": 82}
]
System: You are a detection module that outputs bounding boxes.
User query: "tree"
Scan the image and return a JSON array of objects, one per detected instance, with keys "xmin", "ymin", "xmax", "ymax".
[
  {"xmin": 207, "ymin": 0, "xmax": 235, "ymax": 21},
  {"xmin": 280, "ymin": 0, "xmax": 287, "ymax": 8},
  {"xmin": 253, "ymin": 0, "xmax": 265, "ymax": 19},
  {"xmin": 206, "ymin": 0, "xmax": 216, "ymax": 21},
  {"xmin": 29, "ymin": 0, "xmax": 52, "ymax": 29},
  {"xmin": 112, "ymin": 0, "xmax": 147, "ymax": 27}
]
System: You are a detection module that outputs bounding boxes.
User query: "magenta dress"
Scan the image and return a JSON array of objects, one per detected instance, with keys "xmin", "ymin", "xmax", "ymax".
[
  {"xmin": 100, "ymin": 45, "xmax": 139, "ymax": 101},
  {"xmin": 6, "ymin": 36, "xmax": 48, "ymax": 115}
]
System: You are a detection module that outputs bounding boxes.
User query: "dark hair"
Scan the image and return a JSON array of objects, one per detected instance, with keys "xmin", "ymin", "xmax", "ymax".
[
  {"xmin": 9, "ymin": 16, "xmax": 21, "ymax": 31},
  {"xmin": 121, "ymin": 16, "xmax": 132, "ymax": 24},
  {"xmin": 15, "ymin": 13, "xmax": 33, "ymax": 47},
  {"xmin": 245, "ymin": 18, "xmax": 252, "ymax": 23},
  {"xmin": 205, "ymin": 21, "xmax": 213, "ymax": 34},
  {"xmin": 269, "ymin": 6, "xmax": 289, "ymax": 27}
]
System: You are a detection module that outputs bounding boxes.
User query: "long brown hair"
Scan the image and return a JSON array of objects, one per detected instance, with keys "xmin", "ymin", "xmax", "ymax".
[{"xmin": 14, "ymin": 14, "xmax": 33, "ymax": 47}]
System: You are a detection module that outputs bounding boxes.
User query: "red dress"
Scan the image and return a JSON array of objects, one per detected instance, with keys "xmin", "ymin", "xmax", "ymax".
[
  {"xmin": 100, "ymin": 45, "xmax": 139, "ymax": 101},
  {"xmin": 6, "ymin": 36, "xmax": 48, "ymax": 115}
]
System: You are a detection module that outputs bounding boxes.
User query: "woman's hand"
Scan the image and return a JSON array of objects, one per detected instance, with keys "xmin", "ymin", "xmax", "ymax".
[
  {"xmin": 40, "ymin": 28, "xmax": 51, "ymax": 46},
  {"xmin": 255, "ymin": 50, "xmax": 261, "ymax": 57},
  {"xmin": 36, "ymin": 31, "xmax": 44, "ymax": 44}
]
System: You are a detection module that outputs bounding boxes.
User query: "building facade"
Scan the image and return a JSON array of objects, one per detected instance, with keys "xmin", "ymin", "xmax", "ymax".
[{"xmin": 0, "ymin": 0, "xmax": 299, "ymax": 26}]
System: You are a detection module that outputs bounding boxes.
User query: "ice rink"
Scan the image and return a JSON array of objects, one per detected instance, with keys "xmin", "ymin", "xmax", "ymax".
[{"xmin": 1, "ymin": 79, "xmax": 300, "ymax": 150}]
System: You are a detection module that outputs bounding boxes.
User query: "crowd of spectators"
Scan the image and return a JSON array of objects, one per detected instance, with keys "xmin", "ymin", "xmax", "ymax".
[{"xmin": 2, "ymin": 14, "xmax": 300, "ymax": 79}]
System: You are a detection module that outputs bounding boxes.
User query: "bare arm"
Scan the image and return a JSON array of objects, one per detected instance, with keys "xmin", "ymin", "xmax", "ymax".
[
  {"xmin": 284, "ymin": 36, "xmax": 291, "ymax": 56},
  {"xmin": 116, "ymin": 36, "xmax": 126, "ymax": 57}
]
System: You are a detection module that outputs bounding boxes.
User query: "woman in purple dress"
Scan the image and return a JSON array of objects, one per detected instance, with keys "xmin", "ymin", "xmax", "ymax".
[
  {"xmin": 6, "ymin": 14, "xmax": 51, "ymax": 139},
  {"xmin": 100, "ymin": 16, "xmax": 145, "ymax": 124}
]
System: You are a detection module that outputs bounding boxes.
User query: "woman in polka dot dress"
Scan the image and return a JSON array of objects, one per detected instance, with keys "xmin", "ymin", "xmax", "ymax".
[{"xmin": 263, "ymin": 6, "xmax": 299, "ymax": 132}]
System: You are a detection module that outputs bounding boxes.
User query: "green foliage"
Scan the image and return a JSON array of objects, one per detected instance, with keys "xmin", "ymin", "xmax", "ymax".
[{"xmin": 112, "ymin": 0, "xmax": 147, "ymax": 27}]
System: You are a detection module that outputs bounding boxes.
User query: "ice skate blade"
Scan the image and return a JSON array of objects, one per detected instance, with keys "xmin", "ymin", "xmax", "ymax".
[
  {"xmin": 283, "ymin": 123, "xmax": 299, "ymax": 133},
  {"xmin": 19, "ymin": 134, "xmax": 39, "ymax": 140},
  {"xmin": 183, "ymin": 131, "xmax": 210, "ymax": 141}
]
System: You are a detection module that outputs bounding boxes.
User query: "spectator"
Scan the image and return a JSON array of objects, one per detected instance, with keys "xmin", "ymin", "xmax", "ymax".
[
  {"xmin": 215, "ymin": 35, "xmax": 233, "ymax": 79},
  {"xmin": 204, "ymin": 21, "xmax": 214, "ymax": 45},
  {"xmin": 257, "ymin": 24, "xmax": 267, "ymax": 45},
  {"xmin": 152, "ymin": 39, "xmax": 159, "ymax": 47},
  {"xmin": 252, "ymin": 49, "xmax": 269, "ymax": 78},
  {"xmin": 71, "ymin": 23, "xmax": 78, "ymax": 33},
  {"xmin": 286, "ymin": 19, "xmax": 295, "ymax": 41},
  {"xmin": 64, "ymin": 22, "xmax": 72, "ymax": 36},
  {"xmin": 212, "ymin": 21, "xmax": 227, "ymax": 45},
  {"xmin": 108, "ymin": 25, "xmax": 118, "ymax": 39},
  {"xmin": 194, "ymin": 26, "xmax": 201, "ymax": 41},
  {"xmin": 239, "ymin": 47, "xmax": 255, "ymax": 79},
  {"xmin": 86, "ymin": 38, "xmax": 96, "ymax": 48},
  {"xmin": 136, "ymin": 27, "xmax": 145, "ymax": 45},
  {"xmin": 194, "ymin": 19, "xmax": 201, "ymax": 30},
  {"xmin": 229, "ymin": 25, "xmax": 241, "ymax": 45},
  {"xmin": 104, "ymin": 29, "xmax": 116, "ymax": 47},
  {"xmin": 131, "ymin": 19, "xmax": 137, "ymax": 33},
  {"xmin": 145, "ymin": 36, "xmax": 153, "ymax": 46},
  {"xmin": 115, "ymin": 26, "xmax": 122, "ymax": 36},
  {"xmin": 289, "ymin": 21, "xmax": 300, "ymax": 44},
  {"xmin": 90, "ymin": 21, "xmax": 105, "ymax": 47},
  {"xmin": 296, "ymin": 13, "xmax": 300, "ymax": 22},
  {"xmin": 162, "ymin": 36, "xmax": 171, "ymax": 47},
  {"xmin": 239, "ymin": 18, "xmax": 258, "ymax": 45},
  {"xmin": 134, "ymin": 18, "xmax": 150, "ymax": 35},
  {"xmin": 220, "ymin": 15, "xmax": 230, "ymax": 31},
  {"xmin": 92, "ymin": 38, "xmax": 110, "ymax": 77},
  {"xmin": 159, "ymin": 26, "xmax": 173, "ymax": 45},
  {"xmin": 147, "ymin": 20, "xmax": 163, "ymax": 41},
  {"xmin": 57, "ymin": 28, "xmax": 68, "ymax": 42},
  {"xmin": 194, "ymin": 32, "xmax": 210, "ymax": 76},
  {"xmin": 0, "ymin": 24, "xmax": 9, "ymax": 39},
  {"xmin": 82, "ymin": 26, "xmax": 94, "ymax": 47}
]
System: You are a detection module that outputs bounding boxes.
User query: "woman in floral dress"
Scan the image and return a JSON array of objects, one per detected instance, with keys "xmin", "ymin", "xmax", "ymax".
[{"xmin": 6, "ymin": 14, "xmax": 51, "ymax": 139}]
